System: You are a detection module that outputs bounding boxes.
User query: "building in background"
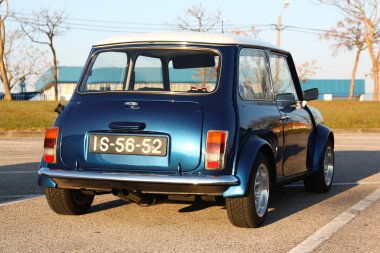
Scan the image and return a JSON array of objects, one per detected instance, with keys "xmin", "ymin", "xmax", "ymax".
[
  {"xmin": 34, "ymin": 66, "xmax": 366, "ymax": 101},
  {"xmin": 301, "ymin": 79, "xmax": 365, "ymax": 100},
  {"xmin": 35, "ymin": 66, "xmax": 83, "ymax": 100}
]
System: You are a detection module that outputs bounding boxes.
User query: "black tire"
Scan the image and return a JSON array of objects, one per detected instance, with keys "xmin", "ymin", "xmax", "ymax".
[
  {"xmin": 304, "ymin": 140, "xmax": 334, "ymax": 193},
  {"xmin": 44, "ymin": 188, "xmax": 94, "ymax": 215},
  {"xmin": 225, "ymin": 153, "xmax": 270, "ymax": 228}
]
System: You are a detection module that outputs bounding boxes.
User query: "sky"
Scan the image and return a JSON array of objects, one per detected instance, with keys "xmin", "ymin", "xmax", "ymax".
[{"xmin": 4, "ymin": 0, "xmax": 377, "ymax": 94}]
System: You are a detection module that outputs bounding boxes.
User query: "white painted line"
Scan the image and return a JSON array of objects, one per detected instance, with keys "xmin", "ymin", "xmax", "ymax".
[
  {"xmin": 0, "ymin": 194, "xmax": 41, "ymax": 198},
  {"xmin": 333, "ymin": 181, "xmax": 380, "ymax": 186},
  {"xmin": 335, "ymin": 136, "xmax": 380, "ymax": 139},
  {"xmin": 335, "ymin": 145, "xmax": 380, "ymax": 149},
  {"xmin": 288, "ymin": 188, "xmax": 380, "ymax": 253},
  {"xmin": 0, "ymin": 171, "xmax": 37, "ymax": 174},
  {"xmin": 286, "ymin": 181, "xmax": 380, "ymax": 187},
  {"xmin": 0, "ymin": 195, "xmax": 43, "ymax": 207}
]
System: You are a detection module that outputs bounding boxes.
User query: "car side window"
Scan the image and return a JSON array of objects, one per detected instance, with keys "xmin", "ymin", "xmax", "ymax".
[
  {"xmin": 239, "ymin": 48, "xmax": 272, "ymax": 101},
  {"xmin": 269, "ymin": 54, "xmax": 299, "ymax": 101},
  {"xmin": 133, "ymin": 56, "xmax": 164, "ymax": 91},
  {"xmin": 84, "ymin": 51, "xmax": 128, "ymax": 92}
]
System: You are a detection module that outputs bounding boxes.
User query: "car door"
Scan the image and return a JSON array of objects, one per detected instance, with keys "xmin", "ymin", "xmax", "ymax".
[
  {"xmin": 237, "ymin": 48, "xmax": 284, "ymax": 180},
  {"xmin": 269, "ymin": 53, "xmax": 313, "ymax": 176}
]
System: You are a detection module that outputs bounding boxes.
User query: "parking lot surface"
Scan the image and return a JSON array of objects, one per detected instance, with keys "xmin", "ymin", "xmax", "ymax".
[{"xmin": 0, "ymin": 133, "xmax": 379, "ymax": 252}]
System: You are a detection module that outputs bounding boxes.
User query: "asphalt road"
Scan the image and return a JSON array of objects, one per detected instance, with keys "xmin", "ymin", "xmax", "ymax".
[{"xmin": 0, "ymin": 133, "xmax": 379, "ymax": 252}]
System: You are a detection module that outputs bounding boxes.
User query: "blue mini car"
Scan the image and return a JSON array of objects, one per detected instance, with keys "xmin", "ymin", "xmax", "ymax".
[{"xmin": 38, "ymin": 33, "xmax": 334, "ymax": 228}]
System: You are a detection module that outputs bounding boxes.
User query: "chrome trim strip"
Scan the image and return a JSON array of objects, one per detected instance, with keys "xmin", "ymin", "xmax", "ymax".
[{"xmin": 38, "ymin": 167, "xmax": 239, "ymax": 186}]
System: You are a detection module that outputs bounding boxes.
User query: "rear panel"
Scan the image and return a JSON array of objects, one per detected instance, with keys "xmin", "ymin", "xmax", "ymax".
[{"xmin": 50, "ymin": 44, "xmax": 237, "ymax": 176}]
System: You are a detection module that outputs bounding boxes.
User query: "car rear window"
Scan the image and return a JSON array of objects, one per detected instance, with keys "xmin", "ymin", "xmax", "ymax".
[{"xmin": 79, "ymin": 48, "xmax": 220, "ymax": 94}]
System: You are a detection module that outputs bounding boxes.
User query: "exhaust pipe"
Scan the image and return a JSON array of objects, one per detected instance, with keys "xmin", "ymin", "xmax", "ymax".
[{"xmin": 112, "ymin": 188, "xmax": 155, "ymax": 206}]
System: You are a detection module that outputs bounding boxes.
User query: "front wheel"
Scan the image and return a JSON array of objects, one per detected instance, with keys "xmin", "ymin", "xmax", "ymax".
[
  {"xmin": 45, "ymin": 188, "xmax": 94, "ymax": 215},
  {"xmin": 226, "ymin": 153, "xmax": 270, "ymax": 228},
  {"xmin": 304, "ymin": 140, "xmax": 334, "ymax": 193}
]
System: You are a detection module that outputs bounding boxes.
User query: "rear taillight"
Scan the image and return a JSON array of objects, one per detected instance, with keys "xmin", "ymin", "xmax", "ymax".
[
  {"xmin": 44, "ymin": 127, "xmax": 59, "ymax": 163},
  {"xmin": 205, "ymin": 130, "xmax": 228, "ymax": 170}
]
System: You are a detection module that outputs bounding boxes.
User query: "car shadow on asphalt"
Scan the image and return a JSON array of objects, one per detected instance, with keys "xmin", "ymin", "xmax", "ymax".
[
  {"xmin": 87, "ymin": 150, "xmax": 380, "ymax": 217},
  {"xmin": 0, "ymin": 162, "xmax": 40, "ymax": 172},
  {"xmin": 0, "ymin": 162, "xmax": 43, "ymax": 199},
  {"xmin": 264, "ymin": 150, "xmax": 380, "ymax": 226},
  {"xmin": 90, "ymin": 198, "xmax": 130, "ymax": 213},
  {"xmin": 265, "ymin": 185, "xmax": 350, "ymax": 226},
  {"xmin": 176, "ymin": 196, "xmax": 226, "ymax": 213},
  {"xmin": 171, "ymin": 150, "xmax": 380, "ymax": 226},
  {"xmin": 4, "ymin": 150, "xmax": 378, "ymax": 224}
]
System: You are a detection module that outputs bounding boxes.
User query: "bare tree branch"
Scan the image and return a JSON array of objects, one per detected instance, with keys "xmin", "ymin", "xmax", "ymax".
[
  {"xmin": 175, "ymin": 3, "xmax": 221, "ymax": 32},
  {"xmin": 17, "ymin": 9, "xmax": 69, "ymax": 101},
  {"xmin": 317, "ymin": 0, "xmax": 380, "ymax": 101},
  {"xmin": 229, "ymin": 26, "xmax": 261, "ymax": 39},
  {"xmin": 296, "ymin": 61, "xmax": 320, "ymax": 83}
]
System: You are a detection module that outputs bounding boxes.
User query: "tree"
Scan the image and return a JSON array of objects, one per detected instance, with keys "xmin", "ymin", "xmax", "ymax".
[
  {"xmin": 18, "ymin": 9, "xmax": 68, "ymax": 101},
  {"xmin": 296, "ymin": 60, "xmax": 320, "ymax": 83},
  {"xmin": 318, "ymin": 0, "xmax": 380, "ymax": 101},
  {"xmin": 322, "ymin": 17, "xmax": 367, "ymax": 100},
  {"xmin": 229, "ymin": 25, "xmax": 261, "ymax": 39},
  {"xmin": 175, "ymin": 3, "xmax": 222, "ymax": 87},
  {"xmin": 322, "ymin": 17, "xmax": 366, "ymax": 100},
  {"xmin": 175, "ymin": 3, "xmax": 221, "ymax": 32},
  {"xmin": 3, "ymin": 29, "xmax": 47, "ymax": 92},
  {"xmin": 0, "ymin": 0, "xmax": 12, "ymax": 100}
]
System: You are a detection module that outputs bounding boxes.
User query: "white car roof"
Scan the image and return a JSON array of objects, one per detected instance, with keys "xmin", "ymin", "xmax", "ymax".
[{"xmin": 94, "ymin": 32, "xmax": 281, "ymax": 50}]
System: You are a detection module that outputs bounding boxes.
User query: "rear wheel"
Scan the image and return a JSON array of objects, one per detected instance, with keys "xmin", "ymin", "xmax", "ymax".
[
  {"xmin": 226, "ymin": 153, "xmax": 270, "ymax": 228},
  {"xmin": 304, "ymin": 140, "xmax": 334, "ymax": 193},
  {"xmin": 44, "ymin": 188, "xmax": 94, "ymax": 215}
]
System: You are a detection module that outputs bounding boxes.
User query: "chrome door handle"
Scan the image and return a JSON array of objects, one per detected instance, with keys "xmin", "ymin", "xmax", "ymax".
[{"xmin": 278, "ymin": 115, "xmax": 291, "ymax": 121}]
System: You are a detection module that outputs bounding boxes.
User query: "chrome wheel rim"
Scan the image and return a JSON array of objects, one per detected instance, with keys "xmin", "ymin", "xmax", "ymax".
[
  {"xmin": 324, "ymin": 146, "xmax": 334, "ymax": 186},
  {"xmin": 254, "ymin": 164, "xmax": 269, "ymax": 217}
]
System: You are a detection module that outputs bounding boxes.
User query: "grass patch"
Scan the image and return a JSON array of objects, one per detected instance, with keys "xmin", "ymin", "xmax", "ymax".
[
  {"xmin": 0, "ymin": 100, "xmax": 379, "ymax": 131},
  {"xmin": 309, "ymin": 100, "xmax": 380, "ymax": 129},
  {"xmin": 0, "ymin": 101, "xmax": 59, "ymax": 131}
]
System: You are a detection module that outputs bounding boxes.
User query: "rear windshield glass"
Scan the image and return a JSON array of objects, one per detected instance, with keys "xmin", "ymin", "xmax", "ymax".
[{"xmin": 79, "ymin": 48, "xmax": 220, "ymax": 94}]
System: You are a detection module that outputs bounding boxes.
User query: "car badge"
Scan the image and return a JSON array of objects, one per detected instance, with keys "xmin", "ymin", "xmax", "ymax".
[{"xmin": 124, "ymin": 101, "xmax": 139, "ymax": 109}]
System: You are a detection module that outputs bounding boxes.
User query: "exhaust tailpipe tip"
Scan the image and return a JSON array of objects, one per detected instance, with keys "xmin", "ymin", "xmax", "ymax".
[{"xmin": 111, "ymin": 188, "xmax": 119, "ymax": 196}]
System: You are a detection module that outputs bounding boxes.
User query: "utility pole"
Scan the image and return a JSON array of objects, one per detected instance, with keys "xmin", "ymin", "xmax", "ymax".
[
  {"xmin": 277, "ymin": 0, "xmax": 290, "ymax": 47},
  {"xmin": 277, "ymin": 15, "xmax": 282, "ymax": 47}
]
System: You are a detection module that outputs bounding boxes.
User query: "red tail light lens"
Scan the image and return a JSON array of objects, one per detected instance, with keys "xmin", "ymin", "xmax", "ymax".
[
  {"xmin": 44, "ymin": 127, "xmax": 59, "ymax": 163},
  {"xmin": 205, "ymin": 130, "xmax": 228, "ymax": 170}
]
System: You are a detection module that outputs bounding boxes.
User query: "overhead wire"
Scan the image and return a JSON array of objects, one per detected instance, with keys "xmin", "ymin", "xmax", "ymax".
[{"xmin": 6, "ymin": 11, "xmax": 344, "ymax": 37}]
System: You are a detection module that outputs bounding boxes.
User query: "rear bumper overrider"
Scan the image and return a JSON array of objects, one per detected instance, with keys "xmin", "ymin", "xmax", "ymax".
[{"xmin": 38, "ymin": 167, "xmax": 239, "ymax": 195}]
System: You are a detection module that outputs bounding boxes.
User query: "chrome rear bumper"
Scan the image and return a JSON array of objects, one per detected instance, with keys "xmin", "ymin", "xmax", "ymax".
[{"xmin": 38, "ymin": 167, "xmax": 239, "ymax": 195}]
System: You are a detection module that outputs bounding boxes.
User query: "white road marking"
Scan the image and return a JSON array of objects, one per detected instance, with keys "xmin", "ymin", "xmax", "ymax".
[
  {"xmin": 332, "ymin": 181, "xmax": 380, "ymax": 186},
  {"xmin": 0, "ymin": 194, "xmax": 41, "ymax": 198},
  {"xmin": 288, "ymin": 187, "xmax": 380, "ymax": 253},
  {"xmin": 286, "ymin": 181, "xmax": 380, "ymax": 187},
  {"xmin": 0, "ymin": 171, "xmax": 37, "ymax": 174},
  {"xmin": 335, "ymin": 145, "xmax": 380, "ymax": 149},
  {"xmin": 0, "ymin": 195, "xmax": 43, "ymax": 207},
  {"xmin": 335, "ymin": 136, "xmax": 380, "ymax": 140}
]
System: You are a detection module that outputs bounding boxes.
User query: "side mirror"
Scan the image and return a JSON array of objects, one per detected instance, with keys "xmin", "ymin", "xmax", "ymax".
[
  {"xmin": 54, "ymin": 103, "xmax": 65, "ymax": 115},
  {"xmin": 303, "ymin": 88, "xmax": 319, "ymax": 101},
  {"xmin": 276, "ymin": 93, "xmax": 296, "ymax": 101}
]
